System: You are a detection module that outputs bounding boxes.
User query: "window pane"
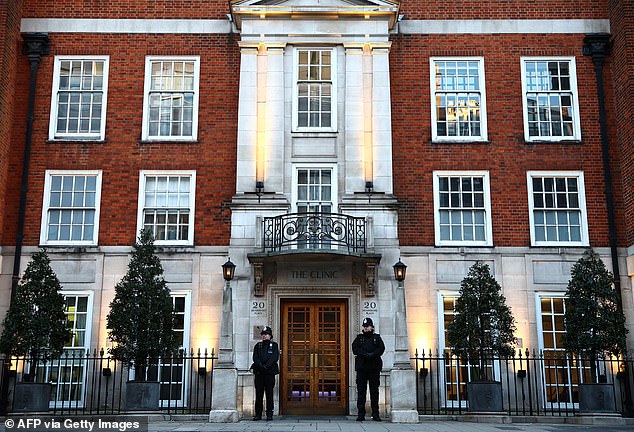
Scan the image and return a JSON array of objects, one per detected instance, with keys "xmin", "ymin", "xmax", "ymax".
[
  {"xmin": 142, "ymin": 174, "xmax": 193, "ymax": 243},
  {"xmin": 531, "ymin": 175, "xmax": 584, "ymax": 244},
  {"xmin": 147, "ymin": 60, "xmax": 197, "ymax": 137},
  {"xmin": 46, "ymin": 174, "xmax": 98, "ymax": 244},
  {"xmin": 535, "ymin": 226, "xmax": 545, "ymax": 241},
  {"xmin": 439, "ymin": 210, "xmax": 449, "ymax": 224},
  {"xmin": 525, "ymin": 60, "xmax": 577, "ymax": 139},
  {"xmin": 437, "ymin": 175, "xmax": 488, "ymax": 244},
  {"xmin": 297, "ymin": 50, "xmax": 333, "ymax": 129},
  {"xmin": 475, "ymin": 225, "xmax": 485, "ymax": 240},
  {"xmin": 433, "ymin": 59, "xmax": 483, "ymax": 138},
  {"xmin": 54, "ymin": 60, "xmax": 106, "ymax": 137}
]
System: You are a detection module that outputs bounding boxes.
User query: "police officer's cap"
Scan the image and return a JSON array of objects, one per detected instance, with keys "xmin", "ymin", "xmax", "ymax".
[
  {"xmin": 261, "ymin": 326, "xmax": 273, "ymax": 335},
  {"xmin": 362, "ymin": 317, "xmax": 374, "ymax": 327}
]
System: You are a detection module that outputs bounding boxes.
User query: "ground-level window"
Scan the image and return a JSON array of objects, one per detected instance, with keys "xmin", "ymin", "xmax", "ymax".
[
  {"xmin": 35, "ymin": 292, "xmax": 93, "ymax": 408},
  {"xmin": 439, "ymin": 292, "xmax": 498, "ymax": 407},
  {"xmin": 439, "ymin": 293, "xmax": 467, "ymax": 406},
  {"xmin": 147, "ymin": 292, "xmax": 191, "ymax": 406},
  {"xmin": 536, "ymin": 293, "xmax": 589, "ymax": 408}
]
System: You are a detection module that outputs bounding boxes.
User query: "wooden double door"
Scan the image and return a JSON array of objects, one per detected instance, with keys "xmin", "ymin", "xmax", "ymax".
[{"xmin": 280, "ymin": 299, "xmax": 348, "ymax": 415}]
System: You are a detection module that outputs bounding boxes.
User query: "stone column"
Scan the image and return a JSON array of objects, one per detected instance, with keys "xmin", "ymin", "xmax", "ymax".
[
  {"xmin": 264, "ymin": 43, "xmax": 286, "ymax": 194},
  {"xmin": 209, "ymin": 279, "xmax": 239, "ymax": 422},
  {"xmin": 343, "ymin": 43, "xmax": 365, "ymax": 194},
  {"xmin": 389, "ymin": 277, "xmax": 418, "ymax": 423},
  {"xmin": 235, "ymin": 43, "xmax": 258, "ymax": 194},
  {"xmin": 371, "ymin": 43, "xmax": 393, "ymax": 195}
]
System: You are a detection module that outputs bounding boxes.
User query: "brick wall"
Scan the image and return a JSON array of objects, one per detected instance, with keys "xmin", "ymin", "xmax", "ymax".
[
  {"xmin": 397, "ymin": 0, "xmax": 608, "ymax": 19},
  {"xmin": 22, "ymin": 0, "xmax": 610, "ymax": 20},
  {"xmin": 8, "ymin": 0, "xmax": 626, "ymax": 250},
  {"xmin": 390, "ymin": 33, "xmax": 623, "ymax": 247},
  {"xmin": 22, "ymin": 0, "xmax": 231, "ymax": 19},
  {"xmin": 609, "ymin": 0, "xmax": 634, "ymax": 247},
  {"xmin": 3, "ymin": 33, "xmax": 239, "ymax": 247},
  {"xmin": 0, "ymin": 0, "xmax": 23, "ymax": 245}
]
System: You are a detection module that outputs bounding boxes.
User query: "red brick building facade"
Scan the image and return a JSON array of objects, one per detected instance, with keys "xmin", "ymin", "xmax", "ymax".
[{"xmin": 0, "ymin": 0, "xmax": 632, "ymax": 419}]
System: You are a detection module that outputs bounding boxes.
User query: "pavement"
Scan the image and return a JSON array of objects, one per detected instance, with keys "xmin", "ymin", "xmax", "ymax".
[
  {"xmin": 147, "ymin": 416, "xmax": 634, "ymax": 432},
  {"xmin": 3, "ymin": 415, "xmax": 634, "ymax": 432}
]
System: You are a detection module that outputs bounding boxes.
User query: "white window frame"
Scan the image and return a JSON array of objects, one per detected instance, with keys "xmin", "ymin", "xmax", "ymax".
[
  {"xmin": 535, "ymin": 292, "xmax": 568, "ymax": 355},
  {"xmin": 48, "ymin": 56, "xmax": 110, "ymax": 141},
  {"xmin": 527, "ymin": 171, "xmax": 589, "ymax": 247},
  {"xmin": 46, "ymin": 291, "xmax": 94, "ymax": 408},
  {"xmin": 141, "ymin": 56, "xmax": 200, "ymax": 141},
  {"xmin": 158, "ymin": 290, "xmax": 191, "ymax": 407},
  {"xmin": 437, "ymin": 291, "xmax": 466, "ymax": 408},
  {"xmin": 291, "ymin": 164, "xmax": 338, "ymax": 214},
  {"xmin": 292, "ymin": 47, "xmax": 338, "ymax": 133},
  {"xmin": 438, "ymin": 291, "xmax": 501, "ymax": 408},
  {"xmin": 535, "ymin": 292, "xmax": 584, "ymax": 409},
  {"xmin": 430, "ymin": 57, "xmax": 487, "ymax": 142},
  {"xmin": 520, "ymin": 57, "xmax": 581, "ymax": 142},
  {"xmin": 433, "ymin": 171, "xmax": 493, "ymax": 247},
  {"xmin": 40, "ymin": 170, "xmax": 103, "ymax": 246},
  {"xmin": 136, "ymin": 170, "xmax": 196, "ymax": 246}
]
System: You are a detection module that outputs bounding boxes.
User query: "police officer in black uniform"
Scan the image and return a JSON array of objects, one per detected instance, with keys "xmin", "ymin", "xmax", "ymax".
[
  {"xmin": 251, "ymin": 326, "xmax": 279, "ymax": 421},
  {"xmin": 352, "ymin": 317, "xmax": 385, "ymax": 421}
]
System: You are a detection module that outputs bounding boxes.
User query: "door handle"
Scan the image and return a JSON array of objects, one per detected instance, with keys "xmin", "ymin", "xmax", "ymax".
[{"xmin": 309, "ymin": 353, "xmax": 319, "ymax": 369}]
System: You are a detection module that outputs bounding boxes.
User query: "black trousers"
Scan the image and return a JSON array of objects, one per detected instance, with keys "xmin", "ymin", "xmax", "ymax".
[
  {"xmin": 356, "ymin": 369, "xmax": 380, "ymax": 417},
  {"xmin": 254, "ymin": 374, "xmax": 275, "ymax": 416}
]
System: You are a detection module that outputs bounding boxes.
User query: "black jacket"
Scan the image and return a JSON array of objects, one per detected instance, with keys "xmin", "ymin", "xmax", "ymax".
[
  {"xmin": 352, "ymin": 331, "xmax": 385, "ymax": 371},
  {"xmin": 251, "ymin": 340, "xmax": 280, "ymax": 375}
]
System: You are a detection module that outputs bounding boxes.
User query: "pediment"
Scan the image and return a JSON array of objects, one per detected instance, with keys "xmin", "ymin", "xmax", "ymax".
[{"xmin": 230, "ymin": 0, "xmax": 400, "ymax": 30}]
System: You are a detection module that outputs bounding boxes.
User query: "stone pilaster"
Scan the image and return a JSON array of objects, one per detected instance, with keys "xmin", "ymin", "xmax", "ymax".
[
  {"xmin": 209, "ymin": 280, "xmax": 239, "ymax": 422},
  {"xmin": 390, "ymin": 279, "xmax": 418, "ymax": 423}
]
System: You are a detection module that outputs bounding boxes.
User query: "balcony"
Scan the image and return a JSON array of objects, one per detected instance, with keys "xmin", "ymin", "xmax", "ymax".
[{"xmin": 262, "ymin": 212, "xmax": 366, "ymax": 254}]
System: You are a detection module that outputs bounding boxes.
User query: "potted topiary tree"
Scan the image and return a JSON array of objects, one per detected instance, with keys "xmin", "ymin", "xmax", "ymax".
[
  {"xmin": 446, "ymin": 261, "xmax": 516, "ymax": 412},
  {"xmin": 562, "ymin": 249, "xmax": 628, "ymax": 414},
  {"xmin": 106, "ymin": 229, "xmax": 177, "ymax": 411},
  {"xmin": 0, "ymin": 249, "xmax": 72, "ymax": 412}
]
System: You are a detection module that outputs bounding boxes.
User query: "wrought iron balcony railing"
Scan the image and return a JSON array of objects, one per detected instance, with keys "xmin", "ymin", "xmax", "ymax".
[{"xmin": 262, "ymin": 212, "xmax": 366, "ymax": 253}]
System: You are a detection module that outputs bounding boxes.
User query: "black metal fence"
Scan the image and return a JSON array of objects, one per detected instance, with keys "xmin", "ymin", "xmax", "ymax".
[
  {"xmin": 413, "ymin": 349, "xmax": 634, "ymax": 416},
  {"xmin": 5, "ymin": 348, "xmax": 633, "ymax": 417},
  {"xmin": 0, "ymin": 349, "xmax": 216, "ymax": 415}
]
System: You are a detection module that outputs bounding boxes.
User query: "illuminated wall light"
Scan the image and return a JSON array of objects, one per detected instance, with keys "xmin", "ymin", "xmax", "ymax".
[
  {"xmin": 256, "ymin": 44, "xmax": 268, "ymax": 186},
  {"xmin": 192, "ymin": 329, "xmax": 217, "ymax": 354},
  {"xmin": 362, "ymin": 44, "xmax": 373, "ymax": 186},
  {"xmin": 408, "ymin": 320, "xmax": 434, "ymax": 353}
]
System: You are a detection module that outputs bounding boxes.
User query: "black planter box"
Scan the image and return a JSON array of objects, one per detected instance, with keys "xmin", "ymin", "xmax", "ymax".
[
  {"xmin": 578, "ymin": 383, "xmax": 616, "ymax": 414},
  {"xmin": 13, "ymin": 382, "xmax": 52, "ymax": 412},
  {"xmin": 125, "ymin": 381, "xmax": 160, "ymax": 411},
  {"xmin": 467, "ymin": 381, "xmax": 504, "ymax": 412}
]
